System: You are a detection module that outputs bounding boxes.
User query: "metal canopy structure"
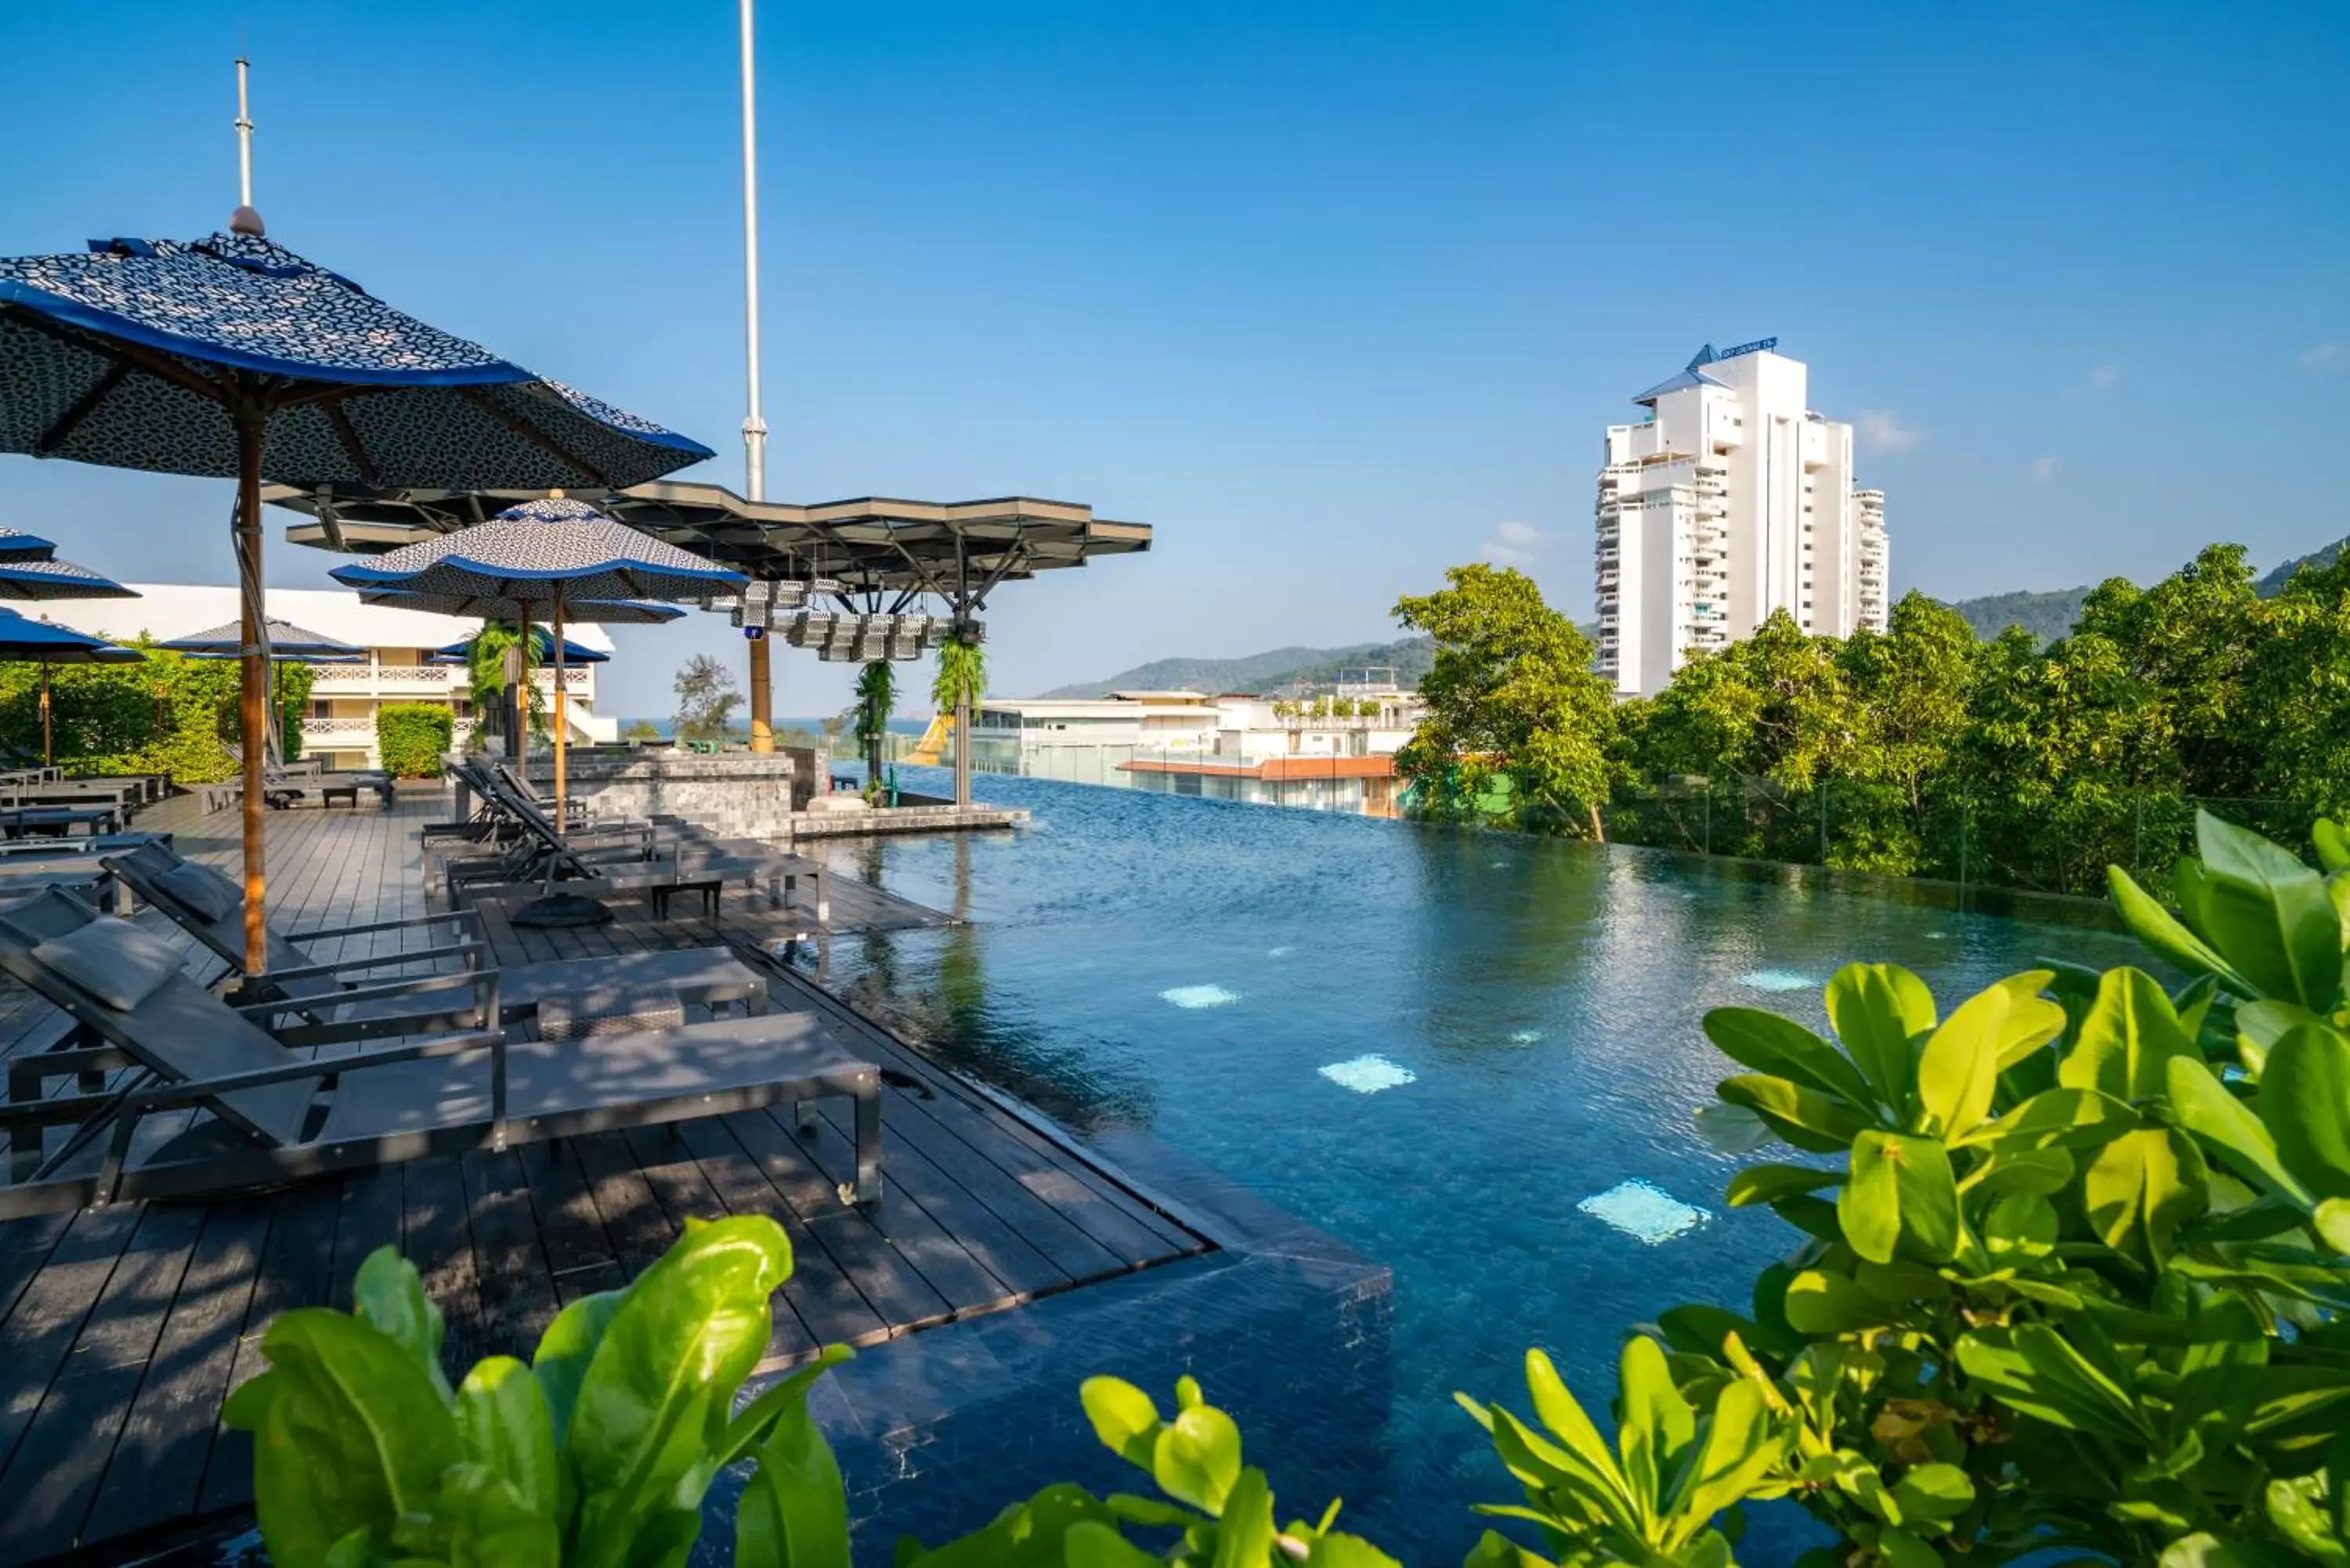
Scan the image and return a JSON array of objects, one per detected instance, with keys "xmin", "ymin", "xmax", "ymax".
[{"xmin": 267, "ymin": 481, "xmax": 1152, "ymax": 609}]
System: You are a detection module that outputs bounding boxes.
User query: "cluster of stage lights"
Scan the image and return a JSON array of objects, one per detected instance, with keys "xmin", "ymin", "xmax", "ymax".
[{"xmin": 711, "ymin": 581, "xmax": 977, "ymax": 662}]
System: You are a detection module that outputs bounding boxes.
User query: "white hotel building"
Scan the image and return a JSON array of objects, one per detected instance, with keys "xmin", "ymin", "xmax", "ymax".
[{"xmin": 1594, "ymin": 340, "xmax": 1889, "ymax": 697}]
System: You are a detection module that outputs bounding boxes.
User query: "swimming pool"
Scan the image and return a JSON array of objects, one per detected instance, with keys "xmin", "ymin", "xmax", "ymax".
[{"xmin": 803, "ymin": 768, "xmax": 2149, "ymax": 1559}]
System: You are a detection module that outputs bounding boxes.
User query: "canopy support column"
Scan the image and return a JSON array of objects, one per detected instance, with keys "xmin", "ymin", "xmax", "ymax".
[
  {"xmin": 552, "ymin": 597, "xmax": 568, "ymax": 826},
  {"xmin": 748, "ymin": 632, "xmax": 772, "ymax": 752}
]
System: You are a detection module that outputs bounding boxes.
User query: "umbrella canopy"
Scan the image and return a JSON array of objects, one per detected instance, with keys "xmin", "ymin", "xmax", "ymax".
[
  {"xmin": 0, "ymin": 609, "xmax": 145, "ymax": 764},
  {"xmin": 163, "ymin": 616, "xmax": 361, "ymax": 659},
  {"xmin": 0, "ymin": 226, "xmax": 712, "ymax": 973},
  {"xmin": 330, "ymin": 498, "xmax": 744, "ymax": 604},
  {"xmin": 356, "ymin": 591, "xmax": 683, "ymax": 626},
  {"xmin": 430, "ymin": 627, "xmax": 610, "ymax": 666},
  {"xmin": 0, "ymin": 557, "xmax": 139, "ymax": 601},
  {"xmin": 0, "ymin": 529, "xmax": 58, "ymax": 563}
]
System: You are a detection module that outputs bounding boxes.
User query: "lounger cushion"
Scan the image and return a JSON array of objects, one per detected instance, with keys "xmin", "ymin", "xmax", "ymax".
[
  {"xmin": 158, "ymin": 860, "xmax": 241, "ymax": 922},
  {"xmin": 34, "ymin": 917, "xmax": 185, "ymax": 1010}
]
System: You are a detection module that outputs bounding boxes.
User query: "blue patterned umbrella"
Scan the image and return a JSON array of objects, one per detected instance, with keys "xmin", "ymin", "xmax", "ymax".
[
  {"xmin": 0, "ymin": 556, "xmax": 139, "ymax": 602},
  {"xmin": 163, "ymin": 617, "xmax": 360, "ymax": 659},
  {"xmin": 0, "ymin": 609, "xmax": 144, "ymax": 762},
  {"xmin": 0, "ymin": 529, "xmax": 58, "ymax": 564},
  {"xmin": 0, "ymin": 226, "xmax": 714, "ymax": 970},
  {"xmin": 430, "ymin": 627, "xmax": 610, "ymax": 666}
]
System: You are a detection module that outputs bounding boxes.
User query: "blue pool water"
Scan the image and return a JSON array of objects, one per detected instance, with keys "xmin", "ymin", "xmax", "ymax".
[{"xmin": 805, "ymin": 769, "xmax": 2148, "ymax": 1559}]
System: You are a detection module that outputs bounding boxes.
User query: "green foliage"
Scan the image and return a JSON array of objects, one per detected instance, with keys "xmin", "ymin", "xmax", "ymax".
[
  {"xmin": 377, "ymin": 703, "xmax": 454, "ymax": 778},
  {"xmin": 897, "ymin": 1376, "xmax": 1401, "ymax": 1565},
  {"xmin": 224, "ymin": 1216, "xmax": 850, "ymax": 1568},
  {"xmin": 673, "ymin": 652, "xmax": 743, "ymax": 741},
  {"xmin": 1394, "ymin": 565, "xmax": 1618, "ymax": 837},
  {"xmin": 933, "ymin": 639, "xmax": 986, "ymax": 717},
  {"xmin": 0, "ymin": 641, "xmax": 318, "ymax": 782},
  {"xmin": 620, "ymin": 719, "xmax": 662, "ymax": 742}
]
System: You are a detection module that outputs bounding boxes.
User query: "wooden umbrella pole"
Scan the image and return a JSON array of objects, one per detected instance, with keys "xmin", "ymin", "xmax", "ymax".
[
  {"xmin": 235, "ymin": 414, "xmax": 270, "ymax": 974},
  {"xmin": 39, "ymin": 663, "xmax": 51, "ymax": 766},
  {"xmin": 551, "ymin": 594, "xmax": 568, "ymax": 829}
]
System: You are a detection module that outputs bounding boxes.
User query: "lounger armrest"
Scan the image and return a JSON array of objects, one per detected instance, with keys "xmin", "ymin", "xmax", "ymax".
[
  {"xmin": 294, "ymin": 908, "xmax": 484, "ymax": 942},
  {"xmin": 237, "ymin": 969, "xmax": 502, "ymax": 1035},
  {"xmin": 253, "ymin": 941, "xmax": 490, "ymax": 983}
]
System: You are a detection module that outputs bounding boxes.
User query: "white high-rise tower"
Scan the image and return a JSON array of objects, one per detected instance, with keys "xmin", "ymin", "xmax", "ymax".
[{"xmin": 1593, "ymin": 340, "xmax": 1889, "ymax": 698}]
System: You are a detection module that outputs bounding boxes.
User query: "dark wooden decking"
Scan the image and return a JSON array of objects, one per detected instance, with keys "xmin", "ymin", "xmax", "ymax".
[{"xmin": 0, "ymin": 788, "xmax": 1207, "ymax": 1564}]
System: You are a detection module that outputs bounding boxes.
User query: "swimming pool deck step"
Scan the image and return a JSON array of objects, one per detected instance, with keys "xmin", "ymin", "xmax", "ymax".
[{"xmin": 0, "ymin": 790, "xmax": 1208, "ymax": 1566}]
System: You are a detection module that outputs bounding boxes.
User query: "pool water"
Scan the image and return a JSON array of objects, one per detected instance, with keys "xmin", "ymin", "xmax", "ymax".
[{"xmin": 806, "ymin": 768, "xmax": 2148, "ymax": 1559}]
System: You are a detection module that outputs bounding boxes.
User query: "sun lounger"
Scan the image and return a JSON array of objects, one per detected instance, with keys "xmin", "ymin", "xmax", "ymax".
[
  {"xmin": 104, "ymin": 840, "xmax": 772, "ymax": 1028},
  {"xmin": 0, "ymin": 890, "xmax": 881, "ymax": 1217},
  {"xmin": 1, "ymin": 803, "xmax": 122, "ymax": 839}
]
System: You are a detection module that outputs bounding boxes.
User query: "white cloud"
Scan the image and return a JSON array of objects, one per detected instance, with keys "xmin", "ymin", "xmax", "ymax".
[
  {"xmin": 2303, "ymin": 342, "xmax": 2344, "ymax": 370},
  {"xmin": 1480, "ymin": 520, "xmax": 1541, "ymax": 566},
  {"xmin": 2032, "ymin": 457, "xmax": 2058, "ymax": 486},
  {"xmin": 1856, "ymin": 410, "xmax": 1923, "ymax": 453},
  {"xmin": 2088, "ymin": 365, "xmax": 2119, "ymax": 391}
]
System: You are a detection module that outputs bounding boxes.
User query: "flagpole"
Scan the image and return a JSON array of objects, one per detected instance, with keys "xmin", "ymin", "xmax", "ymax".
[{"xmin": 739, "ymin": 0, "xmax": 775, "ymax": 754}]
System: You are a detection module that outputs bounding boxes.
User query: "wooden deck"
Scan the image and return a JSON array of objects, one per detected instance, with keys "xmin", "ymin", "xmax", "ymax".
[{"xmin": 0, "ymin": 787, "xmax": 1208, "ymax": 1564}]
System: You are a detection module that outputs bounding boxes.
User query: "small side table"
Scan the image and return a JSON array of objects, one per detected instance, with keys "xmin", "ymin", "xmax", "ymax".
[{"xmin": 537, "ymin": 982, "xmax": 687, "ymax": 1042}]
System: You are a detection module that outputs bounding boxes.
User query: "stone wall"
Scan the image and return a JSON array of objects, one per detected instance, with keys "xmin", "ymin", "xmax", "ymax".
[{"xmin": 525, "ymin": 745, "xmax": 823, "ymax": 838}]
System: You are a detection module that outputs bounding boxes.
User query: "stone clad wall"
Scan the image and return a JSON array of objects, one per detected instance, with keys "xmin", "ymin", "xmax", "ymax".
[{"xmin": 526, "ymin": 746, "xmax": 822, "ymax": 837}]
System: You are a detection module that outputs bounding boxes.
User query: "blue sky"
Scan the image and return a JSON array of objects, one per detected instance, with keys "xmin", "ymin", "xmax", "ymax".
[{"xmin": 2, "ymin": 2, "xmax": 2345, "ymax": 717}]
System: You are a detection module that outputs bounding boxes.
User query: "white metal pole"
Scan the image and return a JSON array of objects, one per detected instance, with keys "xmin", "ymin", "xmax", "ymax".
[
  {"xmin": 235, "ymin": 56, "xmax": 255, "ymax": 209},
  {"xmin": 738, "ymin": 0, "xmax": 766, "ymax": 504}
]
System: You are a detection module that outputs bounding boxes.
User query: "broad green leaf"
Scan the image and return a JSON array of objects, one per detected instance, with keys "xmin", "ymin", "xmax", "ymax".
[
  {"xmin": 1694, "ymin": 1102, "xmax": 1777, "ymax": 1155},
  {"xmin": 2060, "ymin": 967, "xmax": 2196, "ymax": 1101},
  {"xmin": 1914, "ymin": 973, "xmax": 2062, "ymax": 1140},
  {"xmin": 2266, "ymin": 1473, "xmax": 2350, "ymax": 1566},
  {"xmin": 1888, "ymin": 1462, "xmax": 1972, "ymax": 1528},
  {"xmin": 1956, "ymin": 1324, "xmax": 2157, "ymax": 1444},
  {"xmin": 2238, "ymin": 999, "xmax": 2330, "ymax": 1077},
  {"xmin": 1463, "ymin": 1531, "xmax": 1550, "ymax": 1568},
  {"xmin": 717, "ymin": 1344, "xmax": 855, "ymax": 1471},
  {"xmin": 1876, "ymin": 1527, "xmax": 1943, "ymax": 1568},
  {"xmin": 2265, "ymin": 1025, "xmax": 2350, "ymax": 1201},
  {"xmin": 2315, "ymin": 818, "xmax": 2350, "ymax": 876},
  {"xmin": 1725, "ymin": 1164, "xmax": 1841, "ymax": 1207},
  {"xmin": 1300, "ymin": 1532, "xmax": 1405, "ymax": 1567},
  {"xmin": 2081, "ymin": 1127, "xmax": 2208, "ymax": 1262},
  {"xmin": 1152, "ymin": 1400, "xmax": 1242, "ymax": 1514},
  {"xmin": 1838, "ymin": 1133, "xmax": 1958, "ymax": 1265},
  {"xmin": 1980, "ymin": 1191, "xmax": 2059, "ymax": 1263},
  {"xmin": 454, "ymin": 1357, "xmax": 559, "ymax": 1520},
  {"xmin": 1081, "ymin": 1377, "xmax": 1162, "ymax": 1471},
  {"xmin": 350, "ymin": 1247, "xmax": 452, "ymax": 1404},
  {"xmin": 2167, "ymin": 1056, "xmax": 2315, "ymax": 1205},
  {"xmin": 1950, "ymin": 1087, "xmax": 2130, "ymax": 1154},
  {"xmin": 2196, "ymin": 810, "xmax": 2345, "ymax": 1010},
  {"xmin": 2318, "ymin": 1198, "xmax": 2350, "ymax": 1254},
  {"xmin": 1063, "ymin": 1522, "xmax": 1165, "ymax": 1568},
  {"xmin": 1618, "ymin": 1335, "xmax": 1696, "ymax": 1519},
  {"xmin": 2159, "ymin": 1531, "xmax": 2309, "ymax": 1568},
  {"xmin": 1703, "ymin": 1008, "xmax": 1875, "ymax": 1110},
  {"xmin": 1969, "ymin": 1144, "xmax": 2076, "ymax": 1198},
  {"xmin": 1656, "ymin": 1304, "xmax": 1766, "ymax": 1361},
  {"xmin": 226, "ymin": 1310, "xmax": 463, "ymax": 1568},
  {"xmin": 1675, "ymin": 1381, "xmax": 1786, "ymax": 1530},
  {"xmin": 531, "ymin": 1289, "xmax": 624, "ymax": 1459},
  {"xmin": 2110, "ymin": 865, "xmax": 2255, "ymax": 996},
  {"xmin": 425, "ymin": 1462, "xmax": 562, "ymax": 1568},
  {"xmin": 1212, "ymin": 1469, "xmax": 1276, "ymax": 1568},
  {"xmin": 1716, "ymin": 1075, "xmax": 1870, "ymax": 1154},
  {"xmin": 1824, "ymin": 963, "xmax": 1935, "ymax": 1115},
  {"xmin": 566, "ymin": 1216, "xmax": 796, "ymax": 1568},
  {"xmin": 1522, "ymin": 1347, "xmax": 1633, "ymax": 1511},
  {"xmin": 1783, "ymin": 1270, "xmax": 1896, "ymax": 1335},
  {"xmin": 735, "ymin": 1400, "xmax": 851, "ymax": 1568}
]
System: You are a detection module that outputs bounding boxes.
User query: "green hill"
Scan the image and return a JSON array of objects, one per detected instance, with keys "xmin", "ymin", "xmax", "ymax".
[
  {"xmin": 1038, "ymin": 638, "xmax": 1434, "ymax": 699},
  {"xmin": 2258, "ymin": 537, "xmax": 2346, "ymax": 595},
  {"xmin": 1941, "ymin": 586, "xmax": 2094, "ymax": 643}
]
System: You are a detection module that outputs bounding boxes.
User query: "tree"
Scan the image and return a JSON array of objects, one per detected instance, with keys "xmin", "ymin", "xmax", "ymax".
[
  {"xmin": 673, "ymin": 652, "xmax": 743, "ymax": 741},
  {"xmin": 620, "ymin": 718, "xmax": 662, "ymax": 742},
  {"xmin": 467, "ymin": 621, "xmax": 543, "ymax": 752},
  {"xmin": 932, "ymin": 637, "xmax": 986, "ymax": 804},
  {"xmin": 1392, "ymin": 563, "xmax": 1617, "ymax": 837}
]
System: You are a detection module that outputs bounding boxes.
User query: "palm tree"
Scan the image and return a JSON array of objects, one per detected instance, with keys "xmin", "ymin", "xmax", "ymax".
[{"xmin": 932, "ymin": 638, "xmax": 986, "ymax": 806}]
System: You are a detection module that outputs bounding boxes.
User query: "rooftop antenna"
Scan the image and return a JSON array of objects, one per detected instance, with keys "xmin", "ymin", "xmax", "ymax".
[{"xmin": 230, "ymin": 52, "xmax": 264, "ymax": 237}]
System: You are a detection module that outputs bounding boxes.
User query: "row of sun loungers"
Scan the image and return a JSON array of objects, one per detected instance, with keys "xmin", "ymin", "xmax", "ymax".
[{"xmin": 0, "ymin": 812, "xmax": 879, "ymax": 1218}]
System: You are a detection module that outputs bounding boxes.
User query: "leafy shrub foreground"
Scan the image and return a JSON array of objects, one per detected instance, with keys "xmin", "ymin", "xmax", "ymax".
[{"xmin": 226, "ymin": 810, "xmax": 2350, "ymax": 1566}]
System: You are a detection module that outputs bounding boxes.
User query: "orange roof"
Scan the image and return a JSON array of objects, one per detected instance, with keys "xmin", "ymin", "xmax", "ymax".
[{"xmin": 1120, "ymin": 754, "xmax": 1395, "ymax": 781}]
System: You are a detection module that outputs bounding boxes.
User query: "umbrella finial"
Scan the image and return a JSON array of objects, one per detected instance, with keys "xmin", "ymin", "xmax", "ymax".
[{"xmin": 230, "ymin": 55, "xmax": 263, "ymax": 236}]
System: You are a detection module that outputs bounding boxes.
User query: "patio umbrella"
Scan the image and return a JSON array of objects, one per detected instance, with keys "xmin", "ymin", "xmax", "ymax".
[
  {"xmin": 333, "ymin": 497, "xmax": 741, "ymax": 831},
  {"xmin": 0, "ymin": 609, "xmax": 146, "ymax": 764},
  {"xmin": 0, "ymin": 529, "xmax": 59, "ymax": 563},
  {"xmin": 166, "ymin": 619, "xmax": 366, "ymax": 767},
  {"xmin": 429, "ymin": 627, "xmax": 610, "ymax": 666},
  {"xmin": 0, "ymin": 557, "xmax": 141, "ymax": 602},
  {"xmin": 360, "ymin": 591, "xmax": 677, "ymax": 780},
  {"xmin": 0, "ymin": 228, "xmax": 713, "ymax": 972}
]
